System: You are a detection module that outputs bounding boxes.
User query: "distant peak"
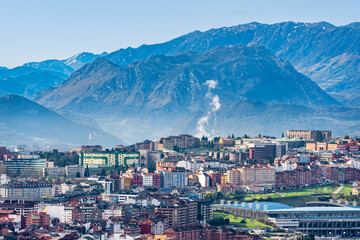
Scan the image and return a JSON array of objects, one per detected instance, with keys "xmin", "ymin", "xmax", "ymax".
[
  {"xmin": 309, "ymin": 21, "xmax": 335, "ymax": 28},
  {"xmin": 1, "ymin": 94, "xmax": 28, "ymax": 102},
  {"xmin": 345, "ymin": 22, "xmax": 360, "ymax": 28}
]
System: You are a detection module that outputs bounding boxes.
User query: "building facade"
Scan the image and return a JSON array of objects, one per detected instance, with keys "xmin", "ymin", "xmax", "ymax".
[
  {"xmin": 79, "ymin": 150, "xmax": 140, "ymax": 167},
  {"xmin": 0, "ymin": 182, "xmax": 52, "ymax": 199},
  {"xmin": 287, "ymin": 130, "xmax": 332, "ymax": 140},
  {"xmin": 1, "ymin": 158, "xmax": 45, "ymax": 177}
]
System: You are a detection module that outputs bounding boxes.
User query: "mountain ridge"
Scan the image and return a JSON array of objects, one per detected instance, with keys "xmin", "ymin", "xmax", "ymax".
[
  {"xmin": 39, "ymin": 45, "xmax": 339, "ymax": 110},
  {"xmin": 37, "ymin": 45, "xmax": 348, "ymax": 143},
  {"xmin": 102, "ymin": 21, "xmax": 360, "ymax": 105},
  {"xmin": 0, "ymin": 94, "xmax": 122, "ymax": 149}
]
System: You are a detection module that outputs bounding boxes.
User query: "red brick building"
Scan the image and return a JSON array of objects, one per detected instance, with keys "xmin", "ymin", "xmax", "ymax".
[
  {"xmin": 152, "ymin": 173, "xmax": 161, "ymax": 188},
  {"xmin": 132, "ymin": 174, "xmax": 143, "ymax": 186},
  {"xmin": 26, "ymin": 212, "xmax": 50, "ymax": 227},
  {"xmin": 205, "ymin": 228, "xmax": 264, "ymax": 240},
  {"xmin": 163, "ymin": 225, "xmax": 205, "ymax": 240},
  {"xmin": 275, "ymin": 168, "xmax": 311, "ymax": 189},
  {"xmin": 210, "ymin": 172, "xmax": 222, "ymax": 187}
]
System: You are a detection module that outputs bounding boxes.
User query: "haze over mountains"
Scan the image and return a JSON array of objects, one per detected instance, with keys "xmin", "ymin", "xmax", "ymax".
[
  {"xmin": 0, "ymin": 95, "xmax": 121, "ymax": 149},
  {"xmin": 0, "ymin": 52, "xmax": 108, "ymax": 99},
  {"xmin": 1, "ymin": 21, "xmax": 360, "ymax": 147},
  {"xmin": 39, "ymin": 46, "xmax": 338, "ymax": 110}
]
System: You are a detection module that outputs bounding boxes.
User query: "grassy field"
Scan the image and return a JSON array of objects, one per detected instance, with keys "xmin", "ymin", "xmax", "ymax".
[
  {"xmin": 243, "ymin": 184, "xmax": 339, "ymax": 202},
  {"xmin": 212, "ymin": 211, "xmax": 273, "ymax": 229},
  {"xmin": 339, "ymin": 184, "xmax": 353, "ymax": 195}
]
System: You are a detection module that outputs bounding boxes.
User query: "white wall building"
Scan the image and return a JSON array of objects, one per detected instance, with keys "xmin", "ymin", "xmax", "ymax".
[{"xmin": 0, "ymin": 174, "xmax": 10, "ymax": 184}]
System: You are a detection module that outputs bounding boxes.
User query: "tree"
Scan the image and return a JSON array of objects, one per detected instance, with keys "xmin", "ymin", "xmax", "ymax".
[
  {"xmin": 39, "ymin": 150, "xmax": 79, "ymax": 167},
  {"xmin": 234, "ymin": 190, "xmax": 245, "ymax": 200},
  {"xmin": 75, "ymin": 172, "xmax": 81, "ymax": 178},
  {"xmin": 314, "ymin": 130, "xmax": 324, "ymax": 142},
  {"xmin": 208, "ymin": 217, "xmax": 229, "ymax": 226},
  {"xmin": 173, "ymin": 145, "xmax": 180, "ymax": 152},
  {"xmin": 281, "ymin": 132, "xmax": 285, "ymax": 138},
  {"xmin": 204, "ymin": 192, "xmax": 215, "ymax": 202},
  {"xmin": 215, "ymin": 192, "xmax": 224, "ymax": 200},
  {"xmin": 243, "ymin": 134, "xmax": 249, "ymax": 139},
  {"xmin": 100, "ymin": 168, "xmax": 106, "ymax": 176},
  {"xmin": 213, "ymin": 137, "xmax": 220, "ymax": 143},
  {"xmin": 231, "ymin": 134, "xmax": 235, "ymax": 139},
  {"xmin": 84, "ymin": 165, "xmax": 90, "ymax": 177}
]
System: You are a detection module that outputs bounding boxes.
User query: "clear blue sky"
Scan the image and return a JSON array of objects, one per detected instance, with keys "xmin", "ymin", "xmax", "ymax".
[{"xmin": 1, "ymin": 0, "xmax": 359, "ymax": 67}]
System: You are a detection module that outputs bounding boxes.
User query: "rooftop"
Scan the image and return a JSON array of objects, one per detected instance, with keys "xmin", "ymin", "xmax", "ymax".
[
  {"xmin": 215, "ymin": 201, "xmax": 293, "ymax": 211},
  {"xmin": 215, "ymin": 201, "xmax": 360, "ymax": 212}
]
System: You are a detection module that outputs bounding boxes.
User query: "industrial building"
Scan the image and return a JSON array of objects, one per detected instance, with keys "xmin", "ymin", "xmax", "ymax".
[{"xmin": 213, "ymin": 201, "xmax": 360, "ymax": 238}]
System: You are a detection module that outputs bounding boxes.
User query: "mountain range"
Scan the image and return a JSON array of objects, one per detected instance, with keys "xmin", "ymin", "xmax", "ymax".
[
  {"xmin": 104, "ymin": 21, "xmax": 360, "ymax": 106},
  {"xmin": 0, "ymin": 95, "xmax": 121, "ymax": 149},
  {"xmin": 0, "ymin": 52, "xmax": 107, "ymax": 99},
  {"xmin": 37, "ymin": 45, "xmax": 357, "ymax": 143},
  {"xmin": 1, "ymin": 21, "xmax": 360, "ymax": 147},
  {"xmin": 38, "ymin": 45, "xmax": 338, "ymax": 110}
]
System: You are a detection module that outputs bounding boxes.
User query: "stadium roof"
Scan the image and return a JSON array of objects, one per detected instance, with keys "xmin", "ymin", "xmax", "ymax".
[
  {"xmin": 216, "ymin": 201, "xmax": 360, "ymax": 212},
  {"xmin": 215, "ymin": 202, "xmax": 293, "ymax": 211},
  {"xmin": 268, "ymin": 206, "xmax": 360, "ymax": 212}
]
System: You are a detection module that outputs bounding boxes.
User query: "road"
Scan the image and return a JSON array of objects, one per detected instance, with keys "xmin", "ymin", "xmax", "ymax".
[{"xmin": 332, "ymin": 184, "xmax": 344, "ymax": 198}]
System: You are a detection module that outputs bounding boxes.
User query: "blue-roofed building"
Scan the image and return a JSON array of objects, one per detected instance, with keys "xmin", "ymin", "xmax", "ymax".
[{"xmin": 213, "ymin": 201, "xmax": 360, "ymax": 238}]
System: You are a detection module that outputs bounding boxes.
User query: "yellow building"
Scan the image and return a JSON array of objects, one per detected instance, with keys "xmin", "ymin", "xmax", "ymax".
[
  {"xmin": 306, "ymin": 143, "xmax": 317, "ymax": 151},
  {"xmin": 317, "ymin": 142, "xmax": 328, "ymax": 150},
  {"xmin": 218, "ymin": 137, "xmax": 233, "ymax": 146},
  {"xmin": 154, "ymin": 235, "xmax": 174, "ymax": 240},
  {"xmin": 328, "ymin": 143, "xmax": 338, "ymax": 150}
]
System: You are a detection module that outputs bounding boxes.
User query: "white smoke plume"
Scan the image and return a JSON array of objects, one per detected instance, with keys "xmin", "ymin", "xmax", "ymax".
[
  {"xmin": 205, "ymin": 80, "xmax": 218, "ymax": 89},
  {"xmin": 195, "ymin": 80, "xmax": 221, "ymax": 138},
  {"xmin": 211, "ymin": 95, "xmax": 221, "ymax": 111}
]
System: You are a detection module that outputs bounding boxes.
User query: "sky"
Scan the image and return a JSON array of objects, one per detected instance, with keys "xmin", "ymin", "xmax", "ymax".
[{"xmin": 0, "ymin": 0, "xmax": 359, "ymax": 68}]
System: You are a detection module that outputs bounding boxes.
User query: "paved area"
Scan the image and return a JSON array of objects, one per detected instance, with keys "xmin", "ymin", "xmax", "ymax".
[{"xmin": 332, "ymin": 184, "xmax": 344, "ymax": 198}]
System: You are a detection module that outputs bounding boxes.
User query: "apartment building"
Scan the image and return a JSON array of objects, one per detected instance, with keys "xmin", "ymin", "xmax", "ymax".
[
  {"xmin": 26, "ymin": 212, "xmax": 50, "ymax": 227},
  {"xmin": 306, "ymin": 140, "xmax": 360, "ymax": 152},
  {"xmin": 287, "ymin": 130, "xmax": 332, "ymax": 140},
  {"xmin": 0, "ymin": 182, "xmax": 52, "ymax": 199},
  {"xmin": 227, "ymin": 166, "xmax": 275, "ymax": 189},
  {"xmin": 248, "ymin": 142, "xmax": 286, "ymax": 162},
  {"xmin": 154, "ymin": 134, "xmax": 200, "ymax": 150},
  {"xmin": 1, "ymin": 157, "xmax": 46, "ymax": 177},
  {"xmin": 79, "ymin": 150, "xmax": 140, "ymax": 167},
  {"xmin": 155, "ymin": 200, "xmax": 197, "ymax": 228},
  {"xmin": 159, "ymin": 169, "xmax": 186, "ymax": 188},
  {"xmin": 65, "ymin": 165, "xmax": 85, "ymax": 178},
  {"xmin": 142, "ymin": 173, "xmax": 161, "ymax": 188}
]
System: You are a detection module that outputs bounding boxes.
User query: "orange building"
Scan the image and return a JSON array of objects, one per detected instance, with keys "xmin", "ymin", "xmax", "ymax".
[
  {"xmin": 156, "ymin": 160, "xmax": 178, "ymax": 171},
  {"xmin": 120, "ymin": 177, "xmax": 132, "ymax": 189},
  {"xmin": 26, "ymin": 212, "xmax": 50, "ymax": 227}
]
